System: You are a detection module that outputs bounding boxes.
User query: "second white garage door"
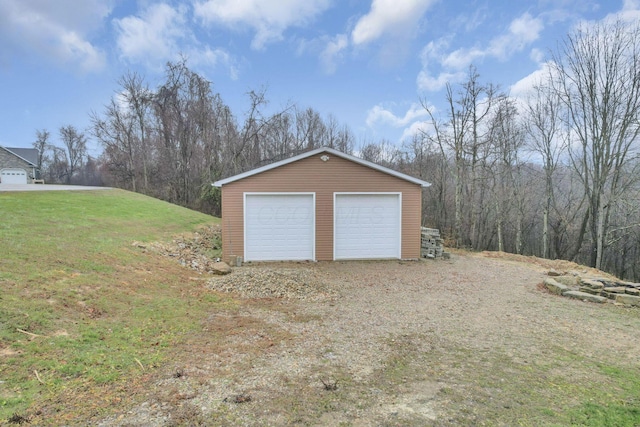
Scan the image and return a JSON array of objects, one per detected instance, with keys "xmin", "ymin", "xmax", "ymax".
[
  {"xmin": 334, "ymin": 193, "xmax": 401, "ymax": 260},
  {"xmin": 244, "ymin": 193, "xmax": 315, "ymax": 261}
]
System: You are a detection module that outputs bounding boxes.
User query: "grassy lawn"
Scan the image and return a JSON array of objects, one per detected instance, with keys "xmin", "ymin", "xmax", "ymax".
[{"xmin": 0, "ymin": 189, "xmax": 225, "ymax": 424}]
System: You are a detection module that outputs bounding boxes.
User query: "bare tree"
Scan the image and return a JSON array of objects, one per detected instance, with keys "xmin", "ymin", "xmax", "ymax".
[
  {"xmin": 154, "ymin": 59, "xmax": 218, "ymax": 206},
  {"xmin": 295, "ymin": 107, "xmax": 326, "ymax": 150},
  {"xmin": 523, "ymin": 82, "xmax": 566, "ymax": 258},
  {"xmin": 422, "ymin": 66, "xmax": 499, "ymax": 248},
  {"xmin": 486, "ymin": 97, "xmax": 526, "ymax": 253},
  {"xmin": 91, "ymin": 97, "xmax": 138, "ymax": 190},
  {"xmin": 32, "ymin": 129, "xmax": 50, "ymax": 179},
  {"xmin": 551, "ymin": 19, "xmax": 640, "ymax": 269},
  {"xmin": 119, "ymin": 72, "xmax": 154, "ymax": 191},
  {"xmin": 59, "ymin": 125, "xmax": 87, "ymax": 184}
]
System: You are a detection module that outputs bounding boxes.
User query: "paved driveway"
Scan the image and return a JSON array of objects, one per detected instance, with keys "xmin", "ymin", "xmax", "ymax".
[{"xmin": 0, "ymin": 184, "xmax": 112, "ymax": 192}]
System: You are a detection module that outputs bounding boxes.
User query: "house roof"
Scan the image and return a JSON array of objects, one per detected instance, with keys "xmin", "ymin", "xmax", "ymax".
[
  {"xmin": 1, "ymin": 146, "xmax": 38, "ymax": 166},
  {"xmin": 212, "ymin": 147, "xmax": 431, "ymax": 188}
]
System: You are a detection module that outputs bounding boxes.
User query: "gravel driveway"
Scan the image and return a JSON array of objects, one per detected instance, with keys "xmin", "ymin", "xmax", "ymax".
[{"xmin": 100, "ymin": 253, "xmax": 640, "ymax": 426}]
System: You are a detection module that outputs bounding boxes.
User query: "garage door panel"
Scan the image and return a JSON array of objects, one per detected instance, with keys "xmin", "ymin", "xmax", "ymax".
[
  {"xmin": 1, "ymin": 169, "xmax": 28, "ymax": 184},
  {"xmin": 245, "ymin": 194, "xmax": 314, "ymax": 261},
  {"xmin": 334, "ymin": 193, "xmax": 400, "ymax": 259}
]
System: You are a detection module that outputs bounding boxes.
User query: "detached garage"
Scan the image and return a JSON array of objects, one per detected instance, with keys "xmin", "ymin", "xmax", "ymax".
[{"xmin": 213, "ymin": 147, "xmax": 430, "ymax": 262}]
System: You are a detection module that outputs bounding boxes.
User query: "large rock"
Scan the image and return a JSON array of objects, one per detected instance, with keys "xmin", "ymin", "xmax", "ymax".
[
  {"xmin": 580, "ymin": 278, "xmax": 604, "ymax": 290},
  {"xmin": 554, "ymin": 275, "xmax": 579, "ymax": 287},
  {"xmin": 615, "ymin": 294, "xmax": 640, "ymax": 307},
  {"xmin": 211, "ymin": 261, "xmax": 232, "ymax": 275},
  {"xmin": 625, "ymin": 288, "xmax": 640, "ymax": 296},
  {"xmin": 563, "ymin": 291, "xmax": 607, "ymax": 304},
  {"xmin": 579, "ymin": 286, "xmax": 602, "ymax": 295},
  {"xmin": 544, "ymin": 278, "xmax": 570, "ymax": 295},
  {"xmin": 601, "ymin": 287, "xmax": 629, "ymax": 299}
]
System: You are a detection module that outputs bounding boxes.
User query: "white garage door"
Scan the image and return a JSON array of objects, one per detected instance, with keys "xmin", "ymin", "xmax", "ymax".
[
  {"xmin": 244, "ymin": 193, "xmax": 315, "ymax": 261},
  {"xmin": 334, "ymin": 193, "xmax": 401, "ymax": 260},
  {"xmin": 0, "ymin": 169, "xmax": 28, "ymax": 184}
]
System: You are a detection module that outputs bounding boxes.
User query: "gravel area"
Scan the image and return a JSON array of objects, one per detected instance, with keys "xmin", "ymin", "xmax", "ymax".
[
  {"xmin": 206, "ymin": 266, "xmax": 338, "ymax": 300},
  {"xmin": 98, "ymin": 252, "xmax": 640, "ymax": 426}
]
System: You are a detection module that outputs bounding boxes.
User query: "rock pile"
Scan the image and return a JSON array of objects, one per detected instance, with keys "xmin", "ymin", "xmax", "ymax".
[
  {"xmin": 133, "ymin": 225, "xmax": 227, "ymax": 274},
  {"xmin": 544, "ymin": 270, "xmax": 640, "ymax": 307},
  {"xmin": 421, "ymin": 227, "xmax": 448, "ymax": 259},
  {"xmin": 207, "ymin": 266, "xmax": 337, "ymax": 300}
]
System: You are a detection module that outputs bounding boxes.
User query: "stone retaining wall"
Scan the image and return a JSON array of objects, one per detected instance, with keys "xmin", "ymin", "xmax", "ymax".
[{"xmin": 543, "ymin": 270, "xmax": 640, "ymax": 307}]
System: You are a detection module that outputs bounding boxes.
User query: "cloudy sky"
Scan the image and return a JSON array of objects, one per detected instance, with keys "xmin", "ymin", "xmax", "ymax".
[{"xmin": 0, "ymin": 0, "xmax": 637, "ymax": 156}]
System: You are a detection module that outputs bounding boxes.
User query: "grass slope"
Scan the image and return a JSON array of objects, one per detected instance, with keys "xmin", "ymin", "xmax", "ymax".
[{"xmin": 0, "ymin": 189, "xmax": 223, "ymax": 423}]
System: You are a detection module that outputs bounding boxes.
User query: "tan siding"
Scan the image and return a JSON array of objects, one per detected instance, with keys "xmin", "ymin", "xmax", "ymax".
[{"xmin": 220, "ymin": 153, "xmax": 423, "ymax": 261}]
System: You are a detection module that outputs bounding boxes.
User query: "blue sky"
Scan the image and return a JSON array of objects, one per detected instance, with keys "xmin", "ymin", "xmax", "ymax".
[{"xmin": 1, "ymin": 0, "xmax": 637, "ymax": 157}]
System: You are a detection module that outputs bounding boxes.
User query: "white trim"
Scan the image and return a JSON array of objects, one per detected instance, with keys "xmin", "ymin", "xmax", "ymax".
[
  {"xmin": 213, "ymin": 147, "xmax": 431, "ymax": 188},
  {"xmin": 243, "ymin": 192, "xmax": 316, "ymax": 262},
  {"xmin": 333, "ymin": 192, "xmax": 402, "ymax": 260}
]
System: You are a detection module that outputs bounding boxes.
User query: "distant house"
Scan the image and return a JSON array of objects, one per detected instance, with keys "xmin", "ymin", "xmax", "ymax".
[
  {"xmin": 213, "ymin": 147, "xmax": 431, "ymax": 263},
  {"xmin": 0, "ymin": 146, "xmax": 39, "ymax": 184}
]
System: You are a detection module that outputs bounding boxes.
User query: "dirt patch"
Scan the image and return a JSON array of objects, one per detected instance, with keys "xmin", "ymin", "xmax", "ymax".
[
  {"xmin": 94, "ymin": 241, "xmax": 640, "ymax": 426},
  {"xmin": 478, "ymin": 250, "xmax": 618, "ymax": 278}
]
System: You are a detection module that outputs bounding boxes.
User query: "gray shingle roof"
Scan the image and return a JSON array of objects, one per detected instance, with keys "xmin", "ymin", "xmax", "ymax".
[{"xmin": 1, "ymin": 146, "xmax": 38, "ymax": 166}]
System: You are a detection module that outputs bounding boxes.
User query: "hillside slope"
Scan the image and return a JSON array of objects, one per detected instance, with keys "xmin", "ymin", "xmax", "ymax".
[{"xmin": 0, "ymin": 189, "xmax": 224, "ymax": 423}]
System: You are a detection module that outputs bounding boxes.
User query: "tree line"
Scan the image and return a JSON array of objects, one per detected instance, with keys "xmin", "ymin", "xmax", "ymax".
[{"xmin": 34, "ymin": 19, "xmax": 640, "ymax": 281}]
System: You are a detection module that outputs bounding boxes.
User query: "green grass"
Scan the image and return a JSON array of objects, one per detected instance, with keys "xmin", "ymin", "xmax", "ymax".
[
  {"xmin": 0, "ymin": 189, "xmax": 224, "ymax": 423},
  {"xmin": 368, "ymin": 333, "xmax": 640, "ymax": 426},
  {"xmin": 559, "ymin": 364, "xmax": 640, "ymax": 427}
]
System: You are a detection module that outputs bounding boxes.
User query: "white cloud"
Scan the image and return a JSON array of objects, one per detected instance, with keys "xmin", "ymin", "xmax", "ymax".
[
  {"xmin": 488, "ymin": 13, "xmax": 544, "ymax": 59},
  {"xmin": 366, "ymin": 103, "xmax": 428, "ymax": 128},
  {"xmin": 320, "ymin": 34, "xmax": 349, "ymax": 74},
  {"xmin": 509, "ymin": 64, "xmax": 549, "ymax": 99},
  {"xmin": 190, "ymin": 47, "xmax": 240, "ymax": 81},
  {"xmin": 441, "ymin": 47, "xmax": 485, "ymax": 70},
  {"xmin": 400, "ymin": 120, "xmax": 431, "ymax": 141},
  {"xmin": 417, "ymin": 70, "xmax": 466, "ymax": 92},
  {"xmin": 442, "ymin": 13, "xmax": 543, "ymax": 68},
  {"xmin": 114, "ymin": 3, "xmax": 239, "ymax": 78},
  {"xmin": 618, "ymin": 0, "xmax": 640, "ymax": 20},
  {"xmin": 115, "ymin": 3, "xmax": 188, "ymax": 67},
  {"xmin": 351, "ymin": 0, "xmax": 436, "ymax": 45},
  {"xmin": 194, "ymin": 0, "xmax": 331, "ymax": 50},
  {"xmin": 508, "ymin": 61, "xmax": 560, "ymax": 112},
  {"xmin": 0, "ymin": 0, "xmax": 110, "ymax": 71},
  {"xmin": 530, "ymin": 48, "xmax": 545, "ymax": 63},
  {"xmin": 417, "ymin": 12, "xmax": 544, "ymax": 92}
]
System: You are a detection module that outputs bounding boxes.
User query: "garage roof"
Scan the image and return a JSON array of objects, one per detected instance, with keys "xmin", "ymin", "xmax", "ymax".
[
  {"xmin": 212, "ymin": 147, "xmax": 431, "ymax": 188},
  {"xmin": 1, "ymin": 146, "xmax": 38, "ymax": 166}
]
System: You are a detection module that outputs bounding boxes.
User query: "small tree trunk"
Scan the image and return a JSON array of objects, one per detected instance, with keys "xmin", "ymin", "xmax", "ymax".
[
  {"xmin": 496, "ymin": 200, "xmax": 503, "ymax": 252},
  {"xmin": 542, "ymin": 207, "xmax": 549, "ymax": 259},
  {"xmin": 595, "ymin": 201, "xmax": 605, "ymax": 270}
]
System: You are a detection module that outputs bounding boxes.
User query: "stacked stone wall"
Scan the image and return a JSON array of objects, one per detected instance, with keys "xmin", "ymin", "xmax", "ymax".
[{"xmin": 543, "ymin": 270, "xmax": 640, "ymax": 307}]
